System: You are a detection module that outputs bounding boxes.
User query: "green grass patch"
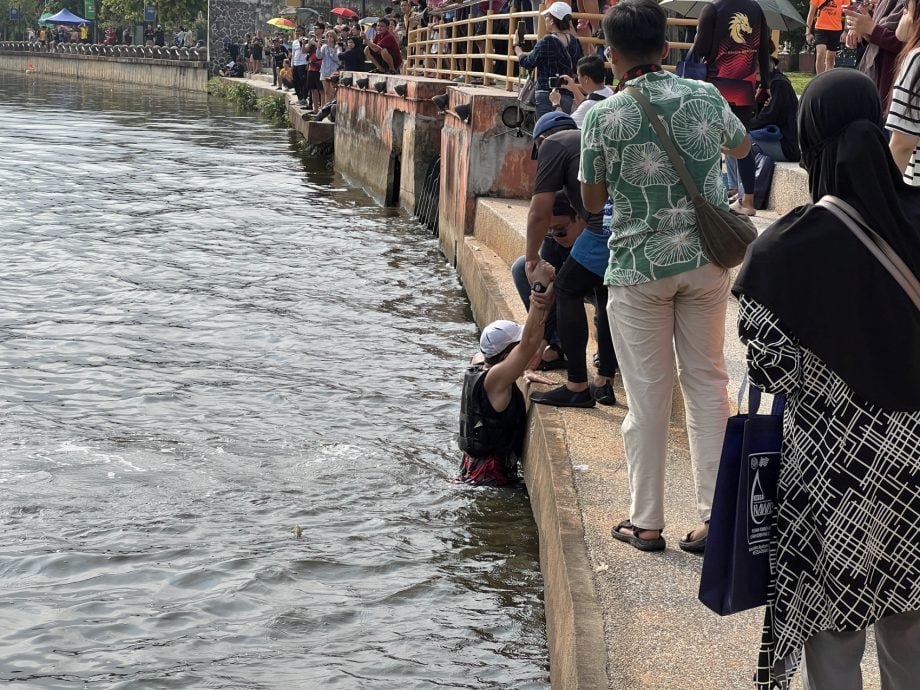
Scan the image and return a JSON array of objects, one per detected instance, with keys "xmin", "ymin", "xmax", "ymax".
[
  {"xmin": 786, "ymin": 72, "xmax": 814, "ymax": 95},
  {"xmin": 207, "ymin": 78, "xmax": 258, "ymax": 110},
  {"xmin": 256, "ymin": 95, "xmax": 289, "ymax": 125},
  {"xmin": 208, "ymin": 78, "xmax": 288, "ymax": 125}
]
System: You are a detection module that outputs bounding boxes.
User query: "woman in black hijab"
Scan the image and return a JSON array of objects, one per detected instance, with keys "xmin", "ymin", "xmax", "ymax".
[{"xmin": 733, "ymin": 69, "xmax": 920, "ymax": 689}]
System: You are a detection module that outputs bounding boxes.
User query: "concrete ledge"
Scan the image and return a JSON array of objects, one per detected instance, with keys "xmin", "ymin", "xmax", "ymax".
[
  {"xmin": 457, "ymin": 235, "xmax": 526, "ymax": 326},
  {"xmin": 768, "ymin": 162, "xmax": 810, "ymax": 214},
  {"xmin": 214, "ymin": 76, "xmax": 334, "ymax": 149},
  {"xmin": 475, "ymin": 198, "xmax": 531, "ymax": 267},
  {"xmin": 298, "ymin": 120, "xmax": 334, "ymax": 144},
  {"xmin": 524, "ymin": 404, "xmax": 608, "ymax": 689}
]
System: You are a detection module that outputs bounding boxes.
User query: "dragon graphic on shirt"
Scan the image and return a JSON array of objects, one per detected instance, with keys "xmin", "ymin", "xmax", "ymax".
[
  {"xmin": 729, "ymin": 12, "xmax": 753, "ymax": 43},
  {"xmin": 712, "ymin": 9, "xmax": 760, "ymax": 105}
]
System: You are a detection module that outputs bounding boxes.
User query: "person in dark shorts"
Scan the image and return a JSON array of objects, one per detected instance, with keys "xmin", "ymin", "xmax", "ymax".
[
  {"xmin": 365, "ymin": 18, "xmax": 403, "ymax": 73},
  {"xmin": 806, "ymin": 0, "xmax": 850, "ymax": 74},
  {"xmin": 270, "ymin": 37, "xmax": 289, "ymax": 88},
  {"xmin": 250, "ymin": 31, "xmax": 264, "ymax": 75},
  {"xmin": 306, "ymin": 42, "xmax": 324, "ymax": 113},
  {"xmin": 692, "ymin": 0, "xmax": 772, "ymax": 216}
]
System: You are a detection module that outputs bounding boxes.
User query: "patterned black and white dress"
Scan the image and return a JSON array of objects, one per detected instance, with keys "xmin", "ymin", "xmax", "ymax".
[{"xmin": 737, "ymin": 294, "xmax": 920, "ymax": 688}]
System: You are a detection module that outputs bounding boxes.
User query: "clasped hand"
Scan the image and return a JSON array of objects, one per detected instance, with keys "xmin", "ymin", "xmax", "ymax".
[{"xmin": 526, "ymin": 260, "xmax": 556, "ymax": 310}]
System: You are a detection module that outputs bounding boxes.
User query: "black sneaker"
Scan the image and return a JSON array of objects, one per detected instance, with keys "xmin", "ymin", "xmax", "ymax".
[
  {"xmin": 530, "ymin": 385, "xmax": 595, "ymax": 408},
  {"xmin": 590, "ymin": 382, "xmax": 616, "ymax": 406}
]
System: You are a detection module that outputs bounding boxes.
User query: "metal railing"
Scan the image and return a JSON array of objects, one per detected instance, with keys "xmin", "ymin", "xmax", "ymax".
[
  {"xmin": 405, "ymin": 8, "xmax": 697, "ymax": 89},
  {"xmin": 0, "ymin": 41, "xmax": 207, "ymax": 62}
]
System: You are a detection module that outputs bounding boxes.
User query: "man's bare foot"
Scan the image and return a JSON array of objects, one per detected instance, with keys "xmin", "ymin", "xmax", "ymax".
[
  {"xmin": 678, "ymin": 521, "xmax": 709, "ymax": 553},
  {"xmin": 685, "ymin": 523, "xmax": 708, "ymax": 542},
  {"xmin": 616, "ymin": 524, "xmax": 661, "ymax": 541},
  {"xmin": 611, "ymin": 519, "xmax": 666, "ymax": 551}
]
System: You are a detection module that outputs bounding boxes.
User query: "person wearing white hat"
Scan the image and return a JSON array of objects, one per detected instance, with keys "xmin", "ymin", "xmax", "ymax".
[
  {"xmin": 512, "ymin": 1, "xmax": 583, "ymax": 119},
  {"xmin": 456, "ymin": 263, "xmax": 555, "ymax": 485}
]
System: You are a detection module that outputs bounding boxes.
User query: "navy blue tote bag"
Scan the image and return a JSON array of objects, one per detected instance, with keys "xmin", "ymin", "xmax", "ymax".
[
  {"xmin": 676, "ymin": 48, "xmax": 707, "ymax": 80},
  {"xmin": 698, "ymin": 382, "xmax": 784, "ymax": 616}
]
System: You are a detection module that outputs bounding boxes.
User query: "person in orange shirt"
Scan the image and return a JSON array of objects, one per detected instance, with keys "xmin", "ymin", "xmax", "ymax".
[{"xmin": 806, "ymin": 0, "xmax": 851, "ymax": 73}]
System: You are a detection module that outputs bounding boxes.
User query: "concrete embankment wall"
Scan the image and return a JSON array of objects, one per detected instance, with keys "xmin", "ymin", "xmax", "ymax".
[
  {"xmin": 0, "ymin": 52, "xmax": 208, "ymax": 92},
  {"xmin": 436, "ymin": 86, "xmax": 536, "ymax": 265},
  {"xmin": 334, "ymin": 74, "xmax": 454, "ymax": 211}
]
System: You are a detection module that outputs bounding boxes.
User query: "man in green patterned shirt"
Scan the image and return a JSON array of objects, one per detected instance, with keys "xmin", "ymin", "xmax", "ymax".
[{"xmin": 578, "ymin": 0, "xmax": 752, "ymax": 553}]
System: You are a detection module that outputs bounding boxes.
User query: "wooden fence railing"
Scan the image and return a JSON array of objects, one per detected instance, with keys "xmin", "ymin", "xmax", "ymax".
[{"xmin": 405, "ymin": 8, "xmax": 698, "ymax": 89}]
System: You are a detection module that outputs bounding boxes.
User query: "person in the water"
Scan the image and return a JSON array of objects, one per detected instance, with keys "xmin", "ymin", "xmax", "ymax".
[{"xmin": 456, "ymin": 263, "xmax": 555, "ymax": 486}]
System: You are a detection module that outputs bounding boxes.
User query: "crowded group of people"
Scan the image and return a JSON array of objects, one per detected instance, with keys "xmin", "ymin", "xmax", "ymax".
[
  {"xmin": 30, "ymin": 23, "xmax": 92, "ymax": 46},
  {"xmin": 458, "ymin": 1, "xmax": 918, "ymax": 688},
  {"xmin": 26, "ymin": 22, "xmax": 197, "ymax": 49},
  {"xmin": 226, "ymin": 10, "xmax": 414, "ymax": 114}
]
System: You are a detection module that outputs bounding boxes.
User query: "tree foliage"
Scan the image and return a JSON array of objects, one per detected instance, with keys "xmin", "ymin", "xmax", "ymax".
[{"xmin": 98, "ymin": 0, "xmax": 205, "ymax": 26}]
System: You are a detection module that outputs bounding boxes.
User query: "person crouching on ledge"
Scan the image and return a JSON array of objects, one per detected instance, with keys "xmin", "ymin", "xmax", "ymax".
[
  {"xmin": 365, "ymin": 18, "xmax": 403, "ymax": 74},
  {"xmin": 456, "ymin": 263, "xmax": 555, "ymax": 486}
]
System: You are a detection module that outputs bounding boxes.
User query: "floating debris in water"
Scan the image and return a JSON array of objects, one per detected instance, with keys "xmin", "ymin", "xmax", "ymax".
[{"xmin": 291, "ymin": 525, "xmax": 303, "ymax": 538}]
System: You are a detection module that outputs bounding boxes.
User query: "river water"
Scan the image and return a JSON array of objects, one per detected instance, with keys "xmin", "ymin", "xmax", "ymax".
[{"xmin": 0, "ymin": 73, "xmax": 547, "ymax": 688}]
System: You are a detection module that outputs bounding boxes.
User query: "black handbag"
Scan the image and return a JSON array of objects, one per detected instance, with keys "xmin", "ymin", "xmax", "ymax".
[
  {"xmin": 625, "ymin": 87, "xmax": 757, "ymax": 269},
  {"xmin": 518, "ymin": 73, "xmax": 536, "ymax": 107}
]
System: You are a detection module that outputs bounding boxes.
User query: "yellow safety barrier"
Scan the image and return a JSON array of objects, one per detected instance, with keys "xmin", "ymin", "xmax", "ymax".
[{"xmin": 405, "ymin": 6, "xmax": 698, "ymax": 89}]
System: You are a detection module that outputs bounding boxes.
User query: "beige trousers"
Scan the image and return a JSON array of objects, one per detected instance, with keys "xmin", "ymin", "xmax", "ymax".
[{"xmin": 606, "ymin": 263, "xmax": 731, "ymax": 531}]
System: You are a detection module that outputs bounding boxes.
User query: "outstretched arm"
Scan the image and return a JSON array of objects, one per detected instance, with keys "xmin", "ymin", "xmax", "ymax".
[{"xmin": 483, "ymin": 266, "xmax": 554, "ymax": 411}]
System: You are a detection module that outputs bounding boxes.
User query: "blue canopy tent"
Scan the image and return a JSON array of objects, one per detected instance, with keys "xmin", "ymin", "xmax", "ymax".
[{"xmin": 43, "ymin": 9, "xmax": 91, "ymax": 24}]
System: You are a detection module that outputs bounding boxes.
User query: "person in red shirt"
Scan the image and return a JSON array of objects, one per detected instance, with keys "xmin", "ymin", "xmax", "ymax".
[
  {"xmin": 306, "ymin": 42, "xmax": 324, "ymax": 113},
  {"xmin": 364, "ymin": 18, "xmax": 402, "ymax": 73}
]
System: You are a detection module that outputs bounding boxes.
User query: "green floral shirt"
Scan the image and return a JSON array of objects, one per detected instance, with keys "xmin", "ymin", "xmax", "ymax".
[{"xmin": 579, "ymin": 71, "xmax": 746, "ymax": 287}]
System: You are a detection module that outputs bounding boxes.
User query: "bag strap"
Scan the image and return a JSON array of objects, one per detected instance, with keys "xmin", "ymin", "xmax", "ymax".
[
  {"xmin": 551, "ymin": 32, "xmax": 575, "ymax": 75},
  {"xmin": 813, "ymin": 0, "xmax": 834, "ymax": 21},
  {"xmin": 737, "ymin": 374, "xmax": 784, "ymax": 417},
  {"xmin": 816, "ymin": 196, "xmax": 920, "ymax": 312},
  {"xmin": 624, "ymin": 86, "xmax": 701, "ymax": 199}
]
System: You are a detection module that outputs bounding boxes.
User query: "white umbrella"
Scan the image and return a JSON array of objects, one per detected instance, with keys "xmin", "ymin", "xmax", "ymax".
[{"xmin": 660, "ymin": 0, "xmax": 806, "ymax": 31}]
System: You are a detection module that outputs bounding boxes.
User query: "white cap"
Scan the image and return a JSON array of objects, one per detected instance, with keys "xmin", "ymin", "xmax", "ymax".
[
  {"xmin": 541, "ymin": 2, "xmax": 573, "ymax": 21},
  {"xmin": 480, "ymin": 320, "xmax": 524, "ymax": 358}
]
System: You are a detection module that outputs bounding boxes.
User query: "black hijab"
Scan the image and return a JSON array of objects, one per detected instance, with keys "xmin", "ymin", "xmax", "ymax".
[{"xmin": 734, "ymin": 69, "xmax": 920, "ymax": 411}]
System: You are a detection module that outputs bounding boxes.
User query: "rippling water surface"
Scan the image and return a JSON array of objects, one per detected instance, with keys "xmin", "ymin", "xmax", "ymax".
[{"xmin": 0, "ymin": 73, "xmax": 547, "ymax": 688}]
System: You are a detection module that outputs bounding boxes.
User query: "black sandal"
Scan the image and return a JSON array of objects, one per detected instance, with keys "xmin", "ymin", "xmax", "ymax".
[
  {"xmin": 611, "ymin": 519, "xmax": 666, "ymax": 552},
  {"xmin": 536, "ymin": 344, "xmax": 567, "ymax": 371},
  {"xmin": 678, "ymin": 521, "xmax": 708, "ymax": 554}
]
